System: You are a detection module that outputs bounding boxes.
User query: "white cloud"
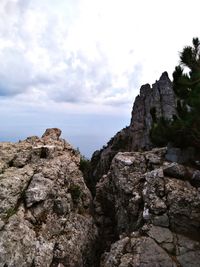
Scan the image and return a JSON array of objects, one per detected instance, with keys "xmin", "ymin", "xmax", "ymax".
[
  {"xmin": 0, "ymin": 0, "xmax": 141, "ymax": 106},
  {"xmin": 0, "ymin": 0, "xmax": 199, "ymax": 102}
]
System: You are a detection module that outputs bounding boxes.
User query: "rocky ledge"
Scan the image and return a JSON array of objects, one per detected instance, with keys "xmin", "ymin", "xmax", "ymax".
[
  {"xmin": 95, "ymin": 148, "xmax": 200, "ymax": 267},
  {"xmin": 0, "ymin": 128, "xmax": 98, "ymax": 267}
]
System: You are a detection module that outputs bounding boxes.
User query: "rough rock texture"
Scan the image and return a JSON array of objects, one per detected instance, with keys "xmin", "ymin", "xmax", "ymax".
[
  {"xmin": 90, "ymin": 127, "xmax": 130, "ymax": 192},
  {"xmin": 91, "ymin": 72, "xmax": 177, "ymax": 183},
  {"xmin": 129, "ymin": 72, "xmax": 176, "ymax": 150},
  {"xmin": 95, "ymin": 148, "xmax": 200, "ymax": 266},
  {"xmin": 1, "ymin": 127, "xmax": 200, "ymax": 266},
  {"xmin": 0, "ymin": 128, "xmax": 98, "ymax": 267}
]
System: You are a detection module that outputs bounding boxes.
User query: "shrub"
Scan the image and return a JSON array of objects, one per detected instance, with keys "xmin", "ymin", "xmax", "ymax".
[{"xmin": 69, "ymin": 184, "xmax": 82, "ymax": 204}]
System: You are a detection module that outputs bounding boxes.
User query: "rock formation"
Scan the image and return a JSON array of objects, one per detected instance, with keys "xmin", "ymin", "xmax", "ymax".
[
  {"xmin": 1, "ymin": 128, "xmax": 200, "ymax": 266},
  {"xmin": 0, "ymin": 128, "xmax": 98, "ymax": 267},
  {"xmin": 95, "ymin": 148, "xmax": 200, "ymax": 267},
  {"xmin": 90, "ymin": 72, "xmax": 177, "ymax": 183},
  {"xmin": 89, "ymin": 72, "xmax": 200, "ymax": 266},
  {"xmin": 1, "ymin": 72, "xmax": 200, "ymax": 267}
]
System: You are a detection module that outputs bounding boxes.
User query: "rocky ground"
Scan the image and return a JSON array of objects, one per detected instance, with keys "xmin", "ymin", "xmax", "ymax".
[
  {"xmin": 95, "ymin": 148, "xmax": 200, "ymax": 267},
  {"xmin": 1, "ymin": 129, "xmax": 200, "ymax": 266},
  {"xmin": 0, "ymin": 128, "xmax": 98, "ymax": 267},
  {"xmin": 0, "ymin": 74, "xmax": 199, "ymax": 267}
]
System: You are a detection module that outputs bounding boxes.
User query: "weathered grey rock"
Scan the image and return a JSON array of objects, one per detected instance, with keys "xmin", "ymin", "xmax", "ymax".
[
  {"xmin": 191, "ymin": 170, "xmax": 200, "ymax": 187},
  {"xmin": 0, "ymin": 165, "xmax": 34, "ymax": 219},
  {"xmin": 165, "ymin": 177, "xmax": 200, "ymax": 235},
  {"xmin": 148, "ymin": 225, "xmax": 173, "ymax": 244},
  {"xmin": 0, "ymin": 129, "xmax": 98, "ymax": 267},
  {"xmin": 95, "ymin": 148, "xmax": 166, "ymax": 252},
  {"xmin": 144, "ymin": 168, "xmax": 168, "ymax": 215},
  {"xmin": 25, "ymin": 173, "xmax": 53, "ymax": 207},
  {"xmin": 42, "ymin": 128, "xmax": 61, "ymax": 140},
  {"xmin": 96, "ymin": 148, "xmax": 200, "ymax": 266},
  {"xmin": 101, "ymin": 236, "xmax": 175, "ymax": 267},
  {"xmin": 165, "ymin": 146, "xmax": 195, "ymax": 164},
  {"xmin": 163, "ymin": 162, "xmax": 188, "ymax": 179},
  {"xmin": 176, "ymin": 234, "xmax": 200, "ymax": 267},
  {"xmin": 129, "ymin": 72, "xmax": 176, "ymax": 151},
  {"xmin": 147, "ymin": 225, "xmax": 175, "ymax": 253},
  {"xmin": 101, "ymin": 229, "xmax": 200, "ymax": 267},
  {"xmin": 0, "ymin": 214, "xmax": 37, "ymax": 267},
  {"xmin": 152, "ymin": 213, "xmax": 169, "ymax": 227},
  {"xmin": 91, "ymin": 72, "xmax": 176, "ymax": 183},
  {"xmin": 163, "ymin": 162, "xmax": 200, "ymax": 189}
]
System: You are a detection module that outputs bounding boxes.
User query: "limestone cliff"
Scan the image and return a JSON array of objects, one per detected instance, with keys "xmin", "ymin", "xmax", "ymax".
[
  {"xmin": 90, "ymin": 72, "xmax": 177, "ymax": 183},
  {"xmin": 95, "ymin": 148, "xmax": 200, "ymax": 267},
  {"xmin": 0, "ymin": 128, "xmax": 98, "ymax": 267},
  {"xmin": 88, "ymin": 71, "xmax": 200, "ymax": 266},
  {"xmin": 1, "ymin": 128, "xmax": 200, "ymax": 267},
  {"xmin": 0, "ymin": 71, "xmax": 199, "ymax": 267}
]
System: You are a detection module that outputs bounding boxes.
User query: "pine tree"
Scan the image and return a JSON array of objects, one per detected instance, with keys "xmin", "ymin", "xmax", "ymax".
[
  {"xmin": 151, "ymin": 38, "xmax": 200, "ymax": 149},
  {"xmin": 172, "ymin": 37, "xmax": 200, "ymax": 148}
]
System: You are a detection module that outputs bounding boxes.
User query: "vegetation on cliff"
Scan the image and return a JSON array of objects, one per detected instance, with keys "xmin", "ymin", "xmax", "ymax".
[{"xmin": 151, "ymin": 37, "xmax": 200, "ymax": 149}]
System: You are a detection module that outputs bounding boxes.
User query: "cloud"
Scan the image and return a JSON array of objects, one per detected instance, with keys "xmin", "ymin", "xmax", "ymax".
[
  {"xmin": 0, "ymin": 0, "xmax": 200, "ymax": 109},
  {"xmin": 0, "ymin": 0, "xmax": 143, "ymax": 106}
]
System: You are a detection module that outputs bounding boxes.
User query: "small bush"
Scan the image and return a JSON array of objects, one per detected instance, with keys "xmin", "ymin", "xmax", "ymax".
[
  {"xmin": 150, "ymin": 118, "xmax": 170, "ymax": 147},
  {"xmin": 69, "ymin": 184, "xmax": 82, "ymax": 204},
  {"xmin": 80, "ymin": 157, "xmax": 91, "ymax": 175}
]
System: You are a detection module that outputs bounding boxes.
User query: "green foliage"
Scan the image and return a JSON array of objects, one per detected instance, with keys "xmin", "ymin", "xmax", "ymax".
[
  {"xmin": 111, "ymin": 136, "xmax": 129, "ymax": 150},
  {"xmin": 79, "ymin": 156, "xmax": 91, "ymax": 175},
  {"xmin": 150, "ymin": 107, "xmax": 157, "ymax": 123},
  {"xmin": 151, "ymin": 37, "xmax": 200, "ymax": 149},
  {"xmin": 79, "ymin": 155, "xmax": 94, "ymax": 193},
  {"xmin": 173, "ymin": 66, "xmax": 190, "ymax": 99},
  {"xmin": 150, "ymin": 118, "xmax": 169, "ymax": 147},
  {"xmin": 69, "ymin": 184, "xmax": 82, "ymax": 204}
]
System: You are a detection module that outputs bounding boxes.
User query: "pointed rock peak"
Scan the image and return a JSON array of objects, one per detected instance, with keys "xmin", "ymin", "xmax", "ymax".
[
  {"xmin": 42, "ymin": 128, "xmax": 62, "ymax": 140},
  {"xmin": 140, "ymin": 83, "xmax": 151, "ymax": 97},
  {"xmin": 159, "ymin": 71, "xmax": 169, "ymax": 81}
]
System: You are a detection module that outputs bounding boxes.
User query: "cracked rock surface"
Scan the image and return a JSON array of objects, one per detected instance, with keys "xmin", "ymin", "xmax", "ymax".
[
  {"xmin": 0, "ymin": 128, "xmax": 98, "ymax": 267},
  {"xmin": 95, "ymin": 148, "xmax": 200, "ymax": 267},
  {"xmin": 90, "ymin": 72, "xmax": 177, "ymax": 184},
  {"xmin": 1, "ymin": 128, "xmax": 200, "ymax": 267}
]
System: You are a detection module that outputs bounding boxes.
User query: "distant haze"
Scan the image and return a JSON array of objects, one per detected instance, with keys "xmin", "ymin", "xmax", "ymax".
[{"xmin": 0, "ymin": 0, "xmax": 199, "ymax": 157}]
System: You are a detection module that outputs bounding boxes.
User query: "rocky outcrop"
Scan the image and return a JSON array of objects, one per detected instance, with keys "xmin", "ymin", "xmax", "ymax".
[
  {"xmin": 101, "ymin": 229, "xmax": 200, "ymax": 267},
  {"xmin": 91, "ymin": 72, "xmax": 177, "ymax": 183},
  {"xmin": 129, "ymin": 71, "xmax": 176, "ymax": 150},
  {"xmin": 1, "ymin": 128, "xmax": 200, "ymax": 266},
  {"xmin": 0, "ymin": 69, "xmax": 197, "ymax": 267},
  {"xmin": 95, "ymin": 148, "xmax": 200, "ymax": 266},
  {"xmin": 0, "ymin": 128, "xmax": 98, "ymax": 267}
]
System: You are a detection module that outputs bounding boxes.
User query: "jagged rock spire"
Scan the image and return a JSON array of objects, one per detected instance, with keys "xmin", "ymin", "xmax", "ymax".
[{"xmin": 90, "ymin": 72, "xmax": 177, "ymax": 182}]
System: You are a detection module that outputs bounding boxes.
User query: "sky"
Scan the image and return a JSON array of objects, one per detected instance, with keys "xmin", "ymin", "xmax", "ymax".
[{"xmin": 0, "ymin": 0, "xmax": 199, "ymax": 157}]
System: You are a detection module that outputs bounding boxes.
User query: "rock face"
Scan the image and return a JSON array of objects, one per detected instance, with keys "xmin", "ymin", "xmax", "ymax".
[
  {"xmin": 95, "ymin": 148, "xmax": 200, "ymax": 267},
  {"xmin": 129, "ymin": 71, "xmax": 176, "ymax": 150},
  {"xmin": 0, "ymin": 128, "xmax": 98, "ymax": 267},
  {"xmin": 91, "ymin": 72, "xmax": 177, "ymax": 183},
  {"xmin": 1, "ymin": 127, "xmax": 200, "ymax": 266},
  {"xmin": 0, "ymin": 70, "xmax": 198, "ymax": 267}
]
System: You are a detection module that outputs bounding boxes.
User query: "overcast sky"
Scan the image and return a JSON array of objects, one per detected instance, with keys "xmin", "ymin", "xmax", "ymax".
[{"xmin": 0, "ymin": 0, "xmax": 199, "ymax": 157}]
